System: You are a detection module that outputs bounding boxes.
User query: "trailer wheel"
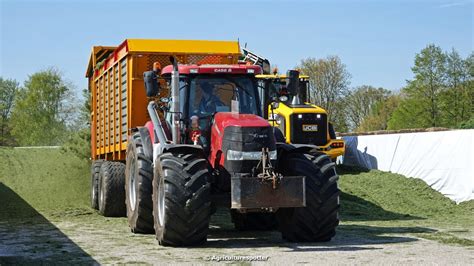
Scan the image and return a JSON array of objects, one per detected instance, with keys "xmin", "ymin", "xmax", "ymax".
[
  {"xmin": 277, "ymin": 152, "xmax": 340, "ymax": 242},
  {"xmin": 125, "ymin": 132, "xmax": 154, "ymax": 233},
  {"xmin": 230, "ymin": 210, "xmax": 277, "ymax": 231},
  {"xmin": 98, "ymin": 161, "xmax": 126, "ymax": 217},
  {"xmin": 90, "ymin": 160, "xmax": 103, "ymax": 210},
  {"xmin": 153, "ymin": 152, "xmax": 211, "ymax": 246}
]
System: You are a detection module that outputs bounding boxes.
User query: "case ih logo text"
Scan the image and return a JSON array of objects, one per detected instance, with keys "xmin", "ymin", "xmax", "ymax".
[{"xmin": 214, "ymin": 68, "xmax": 232, "ymax": 73}]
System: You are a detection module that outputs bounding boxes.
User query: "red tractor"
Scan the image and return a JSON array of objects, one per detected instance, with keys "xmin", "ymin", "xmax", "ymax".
[{"xmin": 117, "ymin": 57, "xmax": 340, "ymax": 246}]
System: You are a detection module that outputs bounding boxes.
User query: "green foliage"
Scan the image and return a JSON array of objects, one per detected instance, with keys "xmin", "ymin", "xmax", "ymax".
[
  {"xmin": 345, "ymin": 85, "xmax": 392, "ymax": 130},
  {"xmin": 0, "ymin": 78, "xmax": 19, "ymax": 146},
  {"xmin": 61, "ymin": 88, "xmax": 91, "ymax": 159},
  {"xmin": 388, "ymin": 45, "xmax": 473, "ymax": 130},
  {"xmin": 458, "ymin": 116, "xmax": 474, "ymax": 129},
  {"xmin": 10, "ymin": 69, "xmax": 75, "ymax": 146},
  {"xmin": 358, "ymin": 94, "xmax": 400, "ymax": 131}
]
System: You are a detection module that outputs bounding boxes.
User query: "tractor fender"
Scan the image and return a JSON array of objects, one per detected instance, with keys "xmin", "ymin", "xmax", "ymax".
[
  {"xmin": 275, "ymin": 143, "xmax": 319, "ymax": 167},
  {"xmin": 136, "ymin": 126, "xmax": 153, "ymax": 160},
  {"xmin": 162, "ymin": 144, "xmax": 205, "ymax": 157}
]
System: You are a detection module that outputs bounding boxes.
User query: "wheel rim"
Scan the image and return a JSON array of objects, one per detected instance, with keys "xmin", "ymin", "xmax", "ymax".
[
  {"xmin": 157, "ymin": 175, "xmax": 165, "ymax": 227},
  {"xmin": 128, "ymin": 156, "xmax": 137, "ymax": 211}
]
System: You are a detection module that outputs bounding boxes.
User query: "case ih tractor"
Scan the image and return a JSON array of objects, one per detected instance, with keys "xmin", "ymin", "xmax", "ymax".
[
  {"xmin": 242, "ymin": 48, "xmax": 345, "ymax": 161},
  {"xmin": 87, "ymin": 39, "xmax": 339, "ymax": 246}
]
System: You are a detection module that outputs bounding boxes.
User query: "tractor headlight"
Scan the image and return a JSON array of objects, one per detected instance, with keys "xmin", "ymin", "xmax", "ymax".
[{"xmin": 227, "ymin": 150, "xmax": 277, "ymax": 161}]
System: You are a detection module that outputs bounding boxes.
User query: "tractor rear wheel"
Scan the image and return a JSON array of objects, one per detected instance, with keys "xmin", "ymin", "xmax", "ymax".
[
  {"xmin": 125, "ymin": 132, "xmax": 154, "ymax": 233},
  {"xmin": 152, "ymin": 152, "xmax": 211, "ymax": 246},
  {"xmin": 276, "ymin": 152, "xmax": 340, "ymax": 242},
  {"xmin": 230, "ymin": 210, "xmax": 277, "ymax": 231},
  {"xmin": 90, "ymin": 160, "xmax": 103, "ymax": 210},
  {"xmin": 98, "ymin": 161, "xmax": 126, "ymax": 217}
]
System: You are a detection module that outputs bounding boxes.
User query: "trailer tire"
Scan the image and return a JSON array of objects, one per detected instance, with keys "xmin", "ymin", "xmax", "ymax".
[
  {"xmin": 277, "ymin": 152, "xmax": 340, "ymax": 242},
  {"xmin": 153, "ymin": 152, "xmax": 211, "ymax": 246},
  {"xmin": 98, "ymin": 161, "xmax": 126, "ymax": 217},
  {"xmin": 126, "ymin": 132, "xmax": 154, "ymax": 233},
  {"xmin": 91, "ymin": 160, "xmax": 103, "ymax": 210},
  {"xmin": 230, "ymin": 210, "xmax": 277, "ymax": 231}
]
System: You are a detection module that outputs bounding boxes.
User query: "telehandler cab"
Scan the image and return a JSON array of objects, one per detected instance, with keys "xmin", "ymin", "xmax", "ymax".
[{"xmin": 242, "ymin": 48, "xmax": 345, "ymax": 160}]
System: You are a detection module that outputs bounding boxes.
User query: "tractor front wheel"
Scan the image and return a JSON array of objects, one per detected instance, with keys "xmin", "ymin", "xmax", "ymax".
[
  {"xmin": 152, "ymin": 152, "xmax": 212, "ymax": 246},
  {"xmin": 276, "ymin": 152, "xmax": 340, "ymax": 242}
]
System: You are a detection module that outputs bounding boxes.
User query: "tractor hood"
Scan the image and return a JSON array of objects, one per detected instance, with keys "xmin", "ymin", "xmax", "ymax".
[{"xmin": 213, "ymin": 112, "xmax": 270, "ymax": 135}]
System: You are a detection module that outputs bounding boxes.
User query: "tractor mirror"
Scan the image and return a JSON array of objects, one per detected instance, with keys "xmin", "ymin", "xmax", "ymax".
[
  {"xmin": 286, "ymin": 70, "xmax": 300, "ymax": 96},
  {"xmin": 143, "ymin": 71, "xmax": 159, "ymax": 97}
]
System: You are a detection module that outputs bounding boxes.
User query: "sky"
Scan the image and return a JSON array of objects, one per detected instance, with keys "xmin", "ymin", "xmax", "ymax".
[{"xmin": 0, "ymin": 0, "xmax": 472, "ymax": 96}]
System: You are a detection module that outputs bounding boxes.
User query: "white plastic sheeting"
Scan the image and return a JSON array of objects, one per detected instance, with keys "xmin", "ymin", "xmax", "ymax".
[{"xmin": 342, "ymin": 130, "xmax": 474, "ymax": 203}]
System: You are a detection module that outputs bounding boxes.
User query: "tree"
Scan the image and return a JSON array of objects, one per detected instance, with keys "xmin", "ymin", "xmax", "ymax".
[
  {"xmin": 0, "ymin": 78, "xmax": 19, "ymax": 145},
  {"xmin": 61, "ymin": 88, "xmax": 91, "ymax": 159},
  {"xmin": 345, "ymin": 85, "xmax": 391, "ymax": 130},
  {"xmin": 298, "ymin": 56, "xmax": 351, "ymax": 130},
  {"xmin": 388, "ymin": 44, "xmax": 447, "ymax": 129},
  {"xmin": 359, "ymin": 94, "xmax": 400, "ymax": 131},
  {"xmin": 407, "ymin": 44, "xmax": 446, "ymax": 127},
  {"xmin": 440, "ymin": 49, "xmax": 472, "ymax": 127},
  {"xmin": 10, "ymin": 69, "xmax": 75, "ymax": 146}
]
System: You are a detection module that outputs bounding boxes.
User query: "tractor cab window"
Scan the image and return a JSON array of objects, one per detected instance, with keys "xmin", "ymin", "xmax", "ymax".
[{"xmin": 188, "ymin": 76, "xmax": 260, "ymax": 117}]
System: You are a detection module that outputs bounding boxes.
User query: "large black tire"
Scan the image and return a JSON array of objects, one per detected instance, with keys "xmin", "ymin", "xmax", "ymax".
[
  {"xmin": 230, "ymin": 210, "xmax": 277, "ymax": 231},
  {"xmin": 98, "ymin": 161, "xmax": 126, "ymax": 217},
  {"xmin": 90, "ymin": 160, "xmax": 103, "ymax": 210},
  {"xmin": 125, "ymin": 132, "xmax": 154, "ymax": 233},
  {"xmin": 276, "ymin": 152, "xmax": 340, "ymax": 242},
  {"xmin": 152, "ymin": 152, "xmax": 212, "ymax": 246}
]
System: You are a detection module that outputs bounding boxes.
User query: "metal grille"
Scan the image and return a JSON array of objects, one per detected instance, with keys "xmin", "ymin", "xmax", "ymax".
[
  {"xmin": 289, "ymin": 113, "xmax": 328, "ymax": 146},
  {"xmin": 188, "ymin": 54, "xmax": 231, "ymax": 64},
  {"xmin": 146, "ymin": 55, "xmax": 173, "ymax": 70}
]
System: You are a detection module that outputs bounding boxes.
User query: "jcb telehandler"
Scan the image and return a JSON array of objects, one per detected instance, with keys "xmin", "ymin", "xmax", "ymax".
[
  {"xmin": 242, "ymin": 48, "xmax": 345, "ymax": 161},
  {"xmin": 87, "ymin": 39, "xmax": 339, "ymax": 246}
]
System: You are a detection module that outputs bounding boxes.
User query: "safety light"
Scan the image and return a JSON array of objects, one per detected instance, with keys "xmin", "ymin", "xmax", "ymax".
[
  {"xmin": 317, "ymin": 114, "xmax": 321, "ymax": 119},
  {"xmin": 298, "ymin": 114, "xmax": 303, "ymax": 119}
]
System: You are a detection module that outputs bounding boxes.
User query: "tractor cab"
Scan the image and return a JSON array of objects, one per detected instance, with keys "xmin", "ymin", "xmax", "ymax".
[{"xmin": 159, "ymin": 64, "xmax": 263, "ymax": 149}]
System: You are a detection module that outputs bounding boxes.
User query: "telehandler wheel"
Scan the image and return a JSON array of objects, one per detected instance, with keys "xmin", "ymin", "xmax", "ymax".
[
  {"xmin": 277, "ymin": 152, "xmax": 340, "ymax": 242},
  {"xmin": 152, "ymin": 152, "xmax": 212, "ymax": 246},
  {"xmin": 90, "ymin": 160, "xmax": 103, "ymax": 210},
  {"xmin": 98, "ymin": 161, "xmax": 126, "ymax": 217},
  {"xmin": 125, "ymin": 132, "xmax": 154, "ymax": 233},
  {"xmin": 230, "ymin": 210, "xmax": 277, "ymax": 231}
]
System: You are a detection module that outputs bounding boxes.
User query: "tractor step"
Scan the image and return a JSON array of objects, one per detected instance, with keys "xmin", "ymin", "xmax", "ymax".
[{"xmin": 231, "ymin": 176, "xmax": 306, "ymax": 209}]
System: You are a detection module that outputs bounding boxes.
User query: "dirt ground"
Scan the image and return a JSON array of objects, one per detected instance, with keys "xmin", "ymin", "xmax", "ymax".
[{"xmin": 1, "ymin": 208, "xmax": 473, "ymax": 265}]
